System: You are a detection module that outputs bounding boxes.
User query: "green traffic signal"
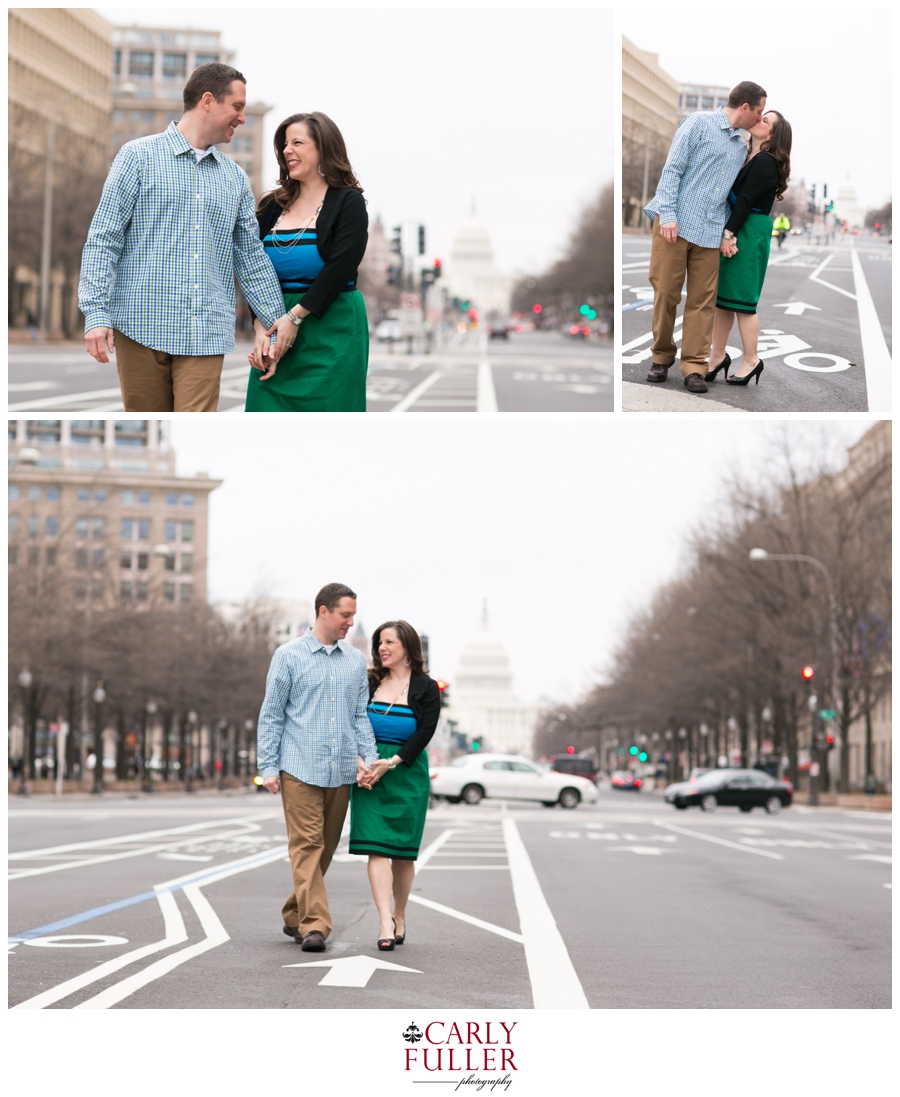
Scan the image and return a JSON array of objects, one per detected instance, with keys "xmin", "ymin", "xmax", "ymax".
[
  {"xmin": 638, "ymin": 751, "xmax": 648, "ymax": 762},
  {"xmin": 460, "ymin": 300, "xmax": 470, "ymax": 310},
  {"xmin": 629, "ymin": 745, "xmax": 639, "ymax": 756},
  {"xmin": 471, "ymin": 740, "xmax": 480, "ymax": 751}
]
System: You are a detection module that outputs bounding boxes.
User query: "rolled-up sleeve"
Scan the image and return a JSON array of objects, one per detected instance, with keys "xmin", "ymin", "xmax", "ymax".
[
  {"xmin": 256, "ymin": 648, "xmax": 292, "ymax": 778},
  {"xmin": 353, "ymin": 665, "xmax": 378, "ymax": 765},
  {"xmin": 656, "ymin": 117, "xmax": 701, "ymax": 224}
]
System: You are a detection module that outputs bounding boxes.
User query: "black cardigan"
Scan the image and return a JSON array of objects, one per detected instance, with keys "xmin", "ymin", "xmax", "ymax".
[
  {"xmin": 725, "ymin": 151, "xmax": 779, "ymax": 235},
  {"xmin": 368, "ymin": 672, "xmax": 441, "ymax": 766},
  {"xmin": 256, "ymin": 187, "xmax": 368, "ymax": 319}
]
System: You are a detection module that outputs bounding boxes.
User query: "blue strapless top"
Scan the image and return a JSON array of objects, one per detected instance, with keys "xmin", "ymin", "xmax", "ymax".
[{"xmin": 367, "ymin": 702, "xmax": 417, "ymax": 744}]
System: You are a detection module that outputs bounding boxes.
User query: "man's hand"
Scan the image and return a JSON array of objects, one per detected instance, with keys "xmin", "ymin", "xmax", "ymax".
[
  {"xmin": 85, "ymin": 327, "xmax": 115, "ymax": 364},
  {"xmin": 262, "ymin": 775, "xmax": 280, "ymax": 795},
  {"xmin": 265, "ymin": 314, "xmax": 302, "ymax": 362},
  {"xmin": 356, "ymin": 756, "xmax": 376, "ymax": 789},
  {"xmin": 720, "ymin": 237, "xmax": 738, "ymax": 257},
  {"xmin": 660, "ymin": 222, "xmax": 679, "ymax": 243}
]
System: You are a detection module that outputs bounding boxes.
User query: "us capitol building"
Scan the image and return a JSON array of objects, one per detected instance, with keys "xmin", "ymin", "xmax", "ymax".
[{"xmin": 445, "ymin": 606, "xmax": 542, "ymax": 757}]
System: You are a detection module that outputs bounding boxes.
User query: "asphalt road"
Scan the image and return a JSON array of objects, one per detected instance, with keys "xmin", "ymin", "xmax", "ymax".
[
  {"xmin": 621, "ymin": 235, "xmax": 892, "ymax": 412},
  {"xmin": 9, "ymin": 788, "xmax": 889, "ymax": 1010},
  {"xmin": 7, "ymin": 330, "xmax": 612, "ymax": 414}
]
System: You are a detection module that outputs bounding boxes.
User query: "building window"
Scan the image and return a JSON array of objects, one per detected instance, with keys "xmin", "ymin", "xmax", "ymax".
[
  {"xmin": 8, "ymin": 485, "xmax": 20, "ymax": 501},
  {"xmin": 137, "ymin": 553, "xmax": 149, "ymax": 570},
  {"xmin": 9, "ymin": 546, "xmax": 18, "ymax": 565},
  {"xmin": 195, "ymin": 52, "xmax": 218, "ymax": 66},
  {"xmin": 46, "ymin": 486, "xmax": 60, "ymax": 501},
  {"xmin": 139, "ymin": 491, "xmax": 151, "ymax": 504},
  {"xmin": 27, "ymin": 515, "xmax": 41, "ymax": 536},
  {"xmin": 121, "ymin": 580, "xmax": 133, "ymax": 599},
  {"xmin": 92, "ymin": 518, "xmax": 105, "ymax": 539},
  {"xmin": 181, "ymin": 521, "xmax": 194, "ymax": 542},
  {"xmin": 46, "ymin": 547, "xmax": 57, "ymax": 566},
  {"xmin": 181, "ymin": 494, "xmax": 194, "ymax": 506},
  {"xmin": 179, "ymin": 583, "xmax": 193, "ymax": 602},
  {"xmin": 122, "ymin": 490, "xmax": 135, "ymax": 504},
  {"xmin": 77, "ymin": 489, "xmax": 90, "ymax": 502},
  {"xmin": 27, "ymin": 546, "xmax": 39, "ymax": 566},
  {"xmin": 685, "ymin": 95, "xmax": 698, "ymax": 109},
  {"xmin": 45, "ymin": 516, "xmax": 59, "ymax": 536},
  {"xmin": 94, "ymin": 490, "xmax": 107, "ymax": 502},
  {"xmin": 166, "ymin": 492, "xmax": 178, "ymax": 506},
  {"xmin": 76, "ymin": 548, "xmax": 89, "ymax": 569},
  {"xmin": 163, "ymin": 52, "xmax": 187, "ymax": 78},
  {"xmin": 702, "ymin": 96, "xmax": 713, "ymax": 109},
  {"xmin": 92, "ymin": 548, "xmax": 105, "ymax": 568},
  {"xmin": 27, "ymin": 421, "xmax": 61, "ymax": 444},
  {"xmin": 113, "ymin": 107, "xmax": 124, "ymax": 121},
  {"xmin": 717, "ymin": 98, "xmax": 727, "ymax": 108},
  {"xmin": 137, "ymin": 520, "xmax": 150, "ymax": 541},
  {"xmin": 165, "ymin": 553, "xmax": 176, "ymax": 571},
  {"xmin": 164, "ymin": 582, "xmax": 176, "ymax": 602},
  {"xmin": 28, "ymin": 486, "xmax": 41, "ymax": 502},
  {"xmin": 71, "ymin": 420, "xmax": 105, "ymax": 447},
  {"xmin": 113, "ymin": 50, "xmax": 121, "ymax": 75},
  {"xmin": 121, "ymin": 519, "xmax": 134, "ymax": 540},
  {"xmin": 129, "ymin": 51, "xmax": 154, "ymax": 77},
  {"xmin": 180, "ymin": 552, "xmax": 193, "ymax": 573},
  {"xmin": 115, "ymin": 421, "xmax": 148, "ymax": 447},
  {"xmin": 136, "ymin": 581, "xmax": 149, "ymax": 601},
  {"xmin": 9, "ymin": 514, "xmax": 20, "ymax": 535},
  {"xmin": 164, "ymin": 520, "xmax": 177, "ymax": 541},
  {"xmin": 121, "ymin": 553, "xmax": 132, "ymax": 570}
]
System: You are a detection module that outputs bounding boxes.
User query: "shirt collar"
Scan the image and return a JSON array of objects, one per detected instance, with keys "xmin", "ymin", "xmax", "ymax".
[
  {"xmin": 165, "ymin": 121, "xmax": 225, "ymax": 163},
  {"xmin": 714, "ymin": 107, "xmax": 742, "ymax": 138},
  {"xmin": 302, "ymin": 629, "xmax": 344, "ymax": 654}
]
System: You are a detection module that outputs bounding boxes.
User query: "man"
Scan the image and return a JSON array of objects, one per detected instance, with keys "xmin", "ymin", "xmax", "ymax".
[
  {"xmin": 773, "ymin": 212, "xmax": 791, "ymax": 248},
  {"xmin": 78, "ymin": 63, "xmax": 295, "ymax": 412},
  {"xmin": 257, "ymin": 583, "xmax": 378, "ymax": 952},
  {"xmin": 643, "ymin": 81, "xmax": 767, "ymax": 394}
]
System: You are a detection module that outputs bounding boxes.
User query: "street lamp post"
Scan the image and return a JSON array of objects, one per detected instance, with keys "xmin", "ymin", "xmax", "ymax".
[
  {"xmin": 17, "ymin": 669, "xmax": 33, "ymax": 796},
  {"xmin": 91, "ymin": 683, "xmax": 107, "ymax": 795},
  {"xmin": 38, "ymin": 83, "xmax": 135, "ymax": 334},
  {"xmin": 185, "ymin": 712, "xmax": 198, "ymax": 793},
  {"xmin": 243, "ymin": 719, "xmax": 254, "ymax": 788},
  {"xmin": 142, "ymin": 701, "xmax": 157, "ymax": 793}
]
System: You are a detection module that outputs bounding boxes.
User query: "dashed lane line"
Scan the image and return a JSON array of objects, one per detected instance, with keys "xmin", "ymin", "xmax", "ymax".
[{"xmin": 654, "ymin": 821, "xmax": 784, "ymax": 860}]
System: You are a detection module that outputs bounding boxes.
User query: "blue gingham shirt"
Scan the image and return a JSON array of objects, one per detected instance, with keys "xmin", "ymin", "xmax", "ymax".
[
  {"xmin": 256, "ymin": 630, "xmax": 379, "ymax": 786},
  {"xmin": 78, "ymin": 122, "xmax": 285, "ymax": 355},
  {"xmin": 644, "ymin": 109, "xmax": 748, "ymax": 248}
]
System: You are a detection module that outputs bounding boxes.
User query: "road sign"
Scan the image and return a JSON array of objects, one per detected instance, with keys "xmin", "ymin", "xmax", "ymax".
[
  {"xmin": 400, "ymin": 292, "xmax": 421, "ymax": 312},
  {"xmin": 285, "ymin": 955, "xmax": 422, "ymax": 987},
  {"xmin": 818, "ymin": 709, "xmax": 836, "ymax": 721}
]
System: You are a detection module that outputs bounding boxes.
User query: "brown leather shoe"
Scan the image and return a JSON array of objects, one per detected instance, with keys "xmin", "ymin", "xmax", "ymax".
[
  {"xmin": 301, "ymin": 930, "xmax": 327, "ymax": 952},
  {"xmin": 647, "ymin": 358, "xmax": 675, "ymax": 383},
  {"xmin": 283, "ymin": 925, "xmax": 303, "ymax": 942},
  {"xmin": 683, "ymin": 373, "xmax": 708, "ymax": 393}
]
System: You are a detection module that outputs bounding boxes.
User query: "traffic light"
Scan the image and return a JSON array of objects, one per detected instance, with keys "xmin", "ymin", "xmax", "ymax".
[
  {"xmin": 418, "ymin": 225, "xmax": 426, "ymax": 256},
  {"xmin": 566, "ymin": 745, "xmax": 575, "ymax": 755},
  {"xmin": 532, "ymin": 304, "xmax": 542, "ymax": 314},
  {"xmin": 388, "ymin": 265, "xmax": 402, "ymax": 287},
  {"xmin": 390, "ymin": 225, "xmax": 402, "ymax": 255},
  {"xmin": 825, "ymin": 732, "xmax": 835, "ymax": 751},
  {"xmin": 638, "ymin": 751, "xmax": 648, "ymax": 762},
  {"xmin": 433, "ymin": 258, "xmax": 442, "ymax": 279},
  {"xmin": 459, "ymin": 299, "xmax": 470, "ymax": 311},
  {"xmin": 579, "ymin": 304, "xmax": 598, "ymax": 320},
  {"xmin": 470, "ymin": 738, "xmax": 481, "ymax": 752},
  {"xmin": 801, "ymin": 665, "xmax": 815, "ymax": 682},
  {"xmin": 436, "ymin": 679, "xmax": 450, "ymax": 708},
  {"xmin": 629, "ymin": 745, "xmax": 639, "ymax": 756}
]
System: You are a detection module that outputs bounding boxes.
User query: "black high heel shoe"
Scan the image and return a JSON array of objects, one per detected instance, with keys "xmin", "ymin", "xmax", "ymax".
[
  {"xmin": 392, "ymin": 917, "xmax": 405, "ymax": 946},
  {"xmin": 725, "ymin": 359, "xmax": 764, "ymax": 386},
  {"xmin": 377, "ymin": 935, "xmax": 395, "ymax": 951},
  {"xmin": 705, "ymin": 352, "xmax": 731, "ymax": 382}
]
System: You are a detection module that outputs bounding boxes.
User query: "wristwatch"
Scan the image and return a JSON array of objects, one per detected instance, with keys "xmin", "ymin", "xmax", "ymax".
[
  {"xmin": 723, "ymin": 230, "xmax": 736, "ymax": 240},
  {"xmin": 285, "ymin": 309, "xmax": 304, "ymax": 327}
]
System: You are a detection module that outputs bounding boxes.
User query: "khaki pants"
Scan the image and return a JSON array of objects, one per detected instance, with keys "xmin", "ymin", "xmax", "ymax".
[
  {"xmin": 648, "ymin": 217, "xmax": 721, "ymax": 377},
  {"xmin": 280, "ymin": 773, "xmax": 350, "ymax": 939},
  {"xmin": 114, "ymin": 329, "xmax": 224, "ymax": 412}
]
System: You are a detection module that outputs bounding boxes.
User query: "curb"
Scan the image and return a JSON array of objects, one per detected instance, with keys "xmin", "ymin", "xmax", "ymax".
[{"xmin": 622, "ymin": 380, "xmax": 747, "ymax": 413}]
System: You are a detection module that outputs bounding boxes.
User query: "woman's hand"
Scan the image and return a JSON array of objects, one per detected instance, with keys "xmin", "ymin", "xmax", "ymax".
[
  {"xmin": 249, "ymin": 319, "xmax": 278, "ymax": 380},
  {"xmin": 368, "ymin": 759, "xmax": 394, "ymax": 785}
]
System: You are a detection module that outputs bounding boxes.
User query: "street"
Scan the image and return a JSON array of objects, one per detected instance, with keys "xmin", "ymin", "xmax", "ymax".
[
  {"xmin": 7, "ymin": 330, "xmax": 612, "ymax": 415},
  {"xmin": 621, "ymin": 236, "xmax": 892, "ymax": 413},
  {"xmin": 9, "ymin": 788, "xmax": 889, "ymax": 1010}
]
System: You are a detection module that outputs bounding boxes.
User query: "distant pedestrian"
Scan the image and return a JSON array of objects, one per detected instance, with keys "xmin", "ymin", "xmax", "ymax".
[
  {"xmin": 773, "ymin": 211, "xmax": 791, "ymax": 248},
  {"xmin": 708, "ymin": 111, "xmax": 792, "ymax": 389},
  {"xmin": 349, "ymin": 621, "xmax": 441, "ymax": 951},
  {"xmin": 245, "ymin": 112, "xmax": 369, "ymax": 412},
  {"xmin": 643, "ymin": 81, "xmax": 767, "ymax": 394},
  {"xmin": 256, "ymin": 583, "xmax": 378, "ymax": 952},
  {"xmin": 78, "ymin": 63, "xmax": 297, "ymax": 412}
]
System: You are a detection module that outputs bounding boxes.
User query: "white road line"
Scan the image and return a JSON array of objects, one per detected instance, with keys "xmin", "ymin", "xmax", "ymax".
[
  {"xmin": 12, "ymin": 889, "xmax": 187, "ymax": 1010},
  {"xmin": 477, "ymin": 357, "xmax": 498, "ymax": 412},
  {"xmin": 501, "ymin": 817, "xmax": 589, "ymax": 1009},
  {"xmin": 655, "ymin": 821, "xmax": 784, "ymax": 859},
  {"xmin": 850, "ymin": 246, "xmax": 892, "ymax": 413},
  {"xmin": 406, "ymin": 894, "xmax": 523, "ymax": 942},
  {"xmin": 10, "ymin": 841, "xmax": 199, "ymax": 880},
  {"xmin": 808, "ymin": 252, "xmax": 857, "ymax": 300},
  {"xmin": 389, "ymin": 369, "xmax": 442, "ymax": 412},
  {"xmin": 413, "ymin": 828, "xmax": 456, "ymax": 870},
  {"xmin": 7, "ymin": 385, "xmax": 124, "ymax": 411},
  {"xmin": 622, "ymin": 314, "xmax": 683, "ymax": 352},
  {"xmin": 419, "ymin": 865, "xmax": 509, "ymax": 870},
  {"xmin": 775, "ymin": 822, "xmax": 892, "ymax": 851}
]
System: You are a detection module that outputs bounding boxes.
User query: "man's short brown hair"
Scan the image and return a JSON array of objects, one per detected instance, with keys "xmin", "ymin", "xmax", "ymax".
[
  {"xmin": 315, "ymin": 583, "xmax": 357, "ymax": 615},
  {"xmin": 727, "ymin": 81, "xmax": 767, "ymax": 109},
  {"xmin": 183, "ymin": 63, "xmax": 246, "ymax": 112}
]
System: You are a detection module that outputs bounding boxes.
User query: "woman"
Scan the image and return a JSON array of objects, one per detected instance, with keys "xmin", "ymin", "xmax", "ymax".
[
  {"xmin": 707, "ymin": 110, "xmax": 792, "ymax": 387},
  {"xmin": 349, "ymin": 621, "xmax": 441, "ymax": 951},
  {"xmin": 246, "ymin": 112, "xmax": 369, "ymax": 412}
]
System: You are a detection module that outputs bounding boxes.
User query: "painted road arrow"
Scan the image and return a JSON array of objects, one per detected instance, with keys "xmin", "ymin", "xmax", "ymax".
[
  {"xmin": 284, "ymin": 954, "xmax": 423, "ymax": 987},
  {"xmin": 772, "ymin": 302, "xmax": 822, "ymax": 316}
]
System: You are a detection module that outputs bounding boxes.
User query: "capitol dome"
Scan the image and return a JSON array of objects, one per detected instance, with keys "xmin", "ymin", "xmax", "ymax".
[
  {"xmin": 455, "ymin": 606, "xmax": 515, "ymax": 698},
  {"xmin": 451, "ymin": 216, "xmax": 496, "ymax": 267},
  {"xmin": 443, "ymin": 201, "xmax": 514, "ymax": 316}
]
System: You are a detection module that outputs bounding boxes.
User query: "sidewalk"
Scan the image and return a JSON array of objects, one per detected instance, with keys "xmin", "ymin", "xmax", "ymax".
[{"xmin": 623, "ymin": 380, "xmax": 747, "ymax": 413}]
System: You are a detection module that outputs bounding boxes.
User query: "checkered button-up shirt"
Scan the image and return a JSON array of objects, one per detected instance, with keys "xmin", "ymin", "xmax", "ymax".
[
  {"xmin": 256, "ymin": 630, "xmax": 379, "ymax": 787},
  {"xmin": 78, "ymin": 123, "xmax": 285, "ymax": 355},
  {"xmin": 643, "ymin": 108, "xmax": 748, "ymax": 249}
]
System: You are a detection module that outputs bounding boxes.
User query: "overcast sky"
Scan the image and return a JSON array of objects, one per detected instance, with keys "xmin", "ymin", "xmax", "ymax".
[
  {"xmin": 169, "ymin": 419, "xmax": 874, "ymax": 706},
  {"xmin": 623, "ymin": 12, "xmax": 892, "ymax": 211},
  {"xmin": 98, "ymin": 6, "xmax": 612, "ymax": 275}
]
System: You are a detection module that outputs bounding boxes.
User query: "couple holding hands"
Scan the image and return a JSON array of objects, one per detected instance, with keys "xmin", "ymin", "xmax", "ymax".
[{"xmin": 257, "ymin": 584, "xmax": 441, "ymax": 953}]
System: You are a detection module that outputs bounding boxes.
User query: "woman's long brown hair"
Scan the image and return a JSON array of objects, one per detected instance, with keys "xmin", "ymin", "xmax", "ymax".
[
  {"xmin": 760, "ymin": 110, "xmax": 792, "ymax": 202},
  {"xmin": 368, "ymin": 621, "xmax": 427, "ymax": 693},
  {"xmin": 257, "ymin": 111, "xmax": 364, "ymax": 214}
]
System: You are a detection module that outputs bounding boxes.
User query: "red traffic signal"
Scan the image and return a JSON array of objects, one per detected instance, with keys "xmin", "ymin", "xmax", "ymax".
[
  {"xmin": 436, "ymin": 679, "xmax": 448, "ymax": 692},
  {"xmin": 433, "ymin": 258, "xmax": 442, "ymax": 277},
  {"xmin": 566, "ymin": 745, "xmax": 575, "ymax": 754},
  {"xmin": 532, "ymin": 304, "xmax": 542, "ymax": 314},
  {"xmin": 801, "ymin": 665, "xmax": 815, "ymax": 681}
]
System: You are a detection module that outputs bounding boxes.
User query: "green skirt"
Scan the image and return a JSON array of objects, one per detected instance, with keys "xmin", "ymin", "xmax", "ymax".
[
  {"xmin": 716, "ymin": 213, "xmax": 772, "ymax": 314},
  {"xmin": 349, "ymin": 743, "xmax": 430, "ymax": 861},
  {"xmin": 245, "ymin": 289, "xmax": 368, "ymax": 412}
]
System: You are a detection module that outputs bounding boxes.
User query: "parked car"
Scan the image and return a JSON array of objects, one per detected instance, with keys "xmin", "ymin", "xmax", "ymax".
[
  {"xmin": 430, "ymin": 753, "xmax": 598, "ymax": 809},
  {"xmin": 664, "ymin": 768, "xmax": 792, "ymax": 814},
  {"xmin": 550, "ymin": 756, "xmax": 599, "ymax": 783},
  {"xmin": 375, "ymin": 319, "xmax": 401, "ymax": 341},
  {"xmin": 610, "ymin": 770, "xmax": 642, "ymax": 790}
]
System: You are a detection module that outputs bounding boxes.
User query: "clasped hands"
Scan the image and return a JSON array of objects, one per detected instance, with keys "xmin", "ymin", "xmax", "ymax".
[
  {"xmin": 248, "ymin": 311, "xmax": 307, "ymax": 380},
  {"xmin": 720, "ymin": 236, "xmax": 738, "ymax": 258},
  {"xmin": 356, "ymin": 756, "xmax": 394, "ymax": 790}
]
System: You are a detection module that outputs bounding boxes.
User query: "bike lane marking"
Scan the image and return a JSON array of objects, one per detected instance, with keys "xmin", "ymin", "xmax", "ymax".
[
  {"xmin": 653, "ymin": 820, "xmax": 784, "ymax": 859},
  {"xmin": 849, "ymin": 245, "xmax": 892, "ymax": 412}
]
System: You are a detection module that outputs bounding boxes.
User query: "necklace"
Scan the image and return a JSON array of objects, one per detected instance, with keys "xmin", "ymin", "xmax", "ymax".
[
  {"xmin": 373, "ymin": 677, "xmax": 410, "ymax": 717},
  {"xmin": 270, "ymin": 202, "xmax": 323, "ymax": 252}
]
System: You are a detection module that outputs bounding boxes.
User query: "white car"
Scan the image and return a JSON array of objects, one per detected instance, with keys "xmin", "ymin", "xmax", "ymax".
[{"xmin": 430, "ymin": 752, "xmax": 598, "ymax": 809}]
